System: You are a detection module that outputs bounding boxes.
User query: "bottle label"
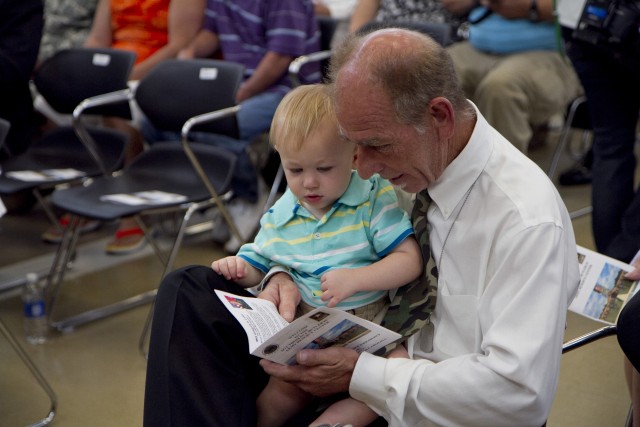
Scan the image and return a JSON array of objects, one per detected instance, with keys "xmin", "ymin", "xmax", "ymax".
[{"xmin": 24, "ymin": 301, "xmax": 45, "ymax": 318}]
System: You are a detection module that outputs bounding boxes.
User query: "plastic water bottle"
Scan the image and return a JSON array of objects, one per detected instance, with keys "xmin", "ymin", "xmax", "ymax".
[{"xmin": 22, "ymin": 273, "xmax": 48, "ymax": 344}]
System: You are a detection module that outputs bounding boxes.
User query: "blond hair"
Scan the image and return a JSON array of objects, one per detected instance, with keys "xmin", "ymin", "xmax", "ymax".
[{"xmin": 270, "ymin": 84, "xmax": 337, "ymax": 152}]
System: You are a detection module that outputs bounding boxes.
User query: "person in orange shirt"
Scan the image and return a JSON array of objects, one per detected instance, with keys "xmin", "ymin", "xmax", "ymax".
[{"xmin": 84, "ymin": 0, "xmax": 204, "ymax": 80}]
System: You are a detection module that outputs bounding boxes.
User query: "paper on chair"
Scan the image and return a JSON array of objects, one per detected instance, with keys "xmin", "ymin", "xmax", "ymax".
[
  {"xmin": 100, "ymin": 190, "xmax": 187, "ymax": 206},
  {"xmin": 6, "ymin": 168, "xmax": 86, "ymax": 181}
]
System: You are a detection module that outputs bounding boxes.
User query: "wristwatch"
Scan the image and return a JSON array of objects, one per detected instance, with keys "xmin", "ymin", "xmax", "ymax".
[{"xmin": 528, "ymin": 0, "xmax": 540, "ymax": 21}]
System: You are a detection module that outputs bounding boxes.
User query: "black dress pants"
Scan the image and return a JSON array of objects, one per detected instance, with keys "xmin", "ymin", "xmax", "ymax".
[
  {"xmin": 143, "ymin": 265, "xmax": 269, "ymax": 426},
  {"xmin": 143, "ymin": 265, "xmax": 389, "ymax": 427},
  {"xmin": 618, "ymin": 290, "xmax": 640, "ymax": 373}
]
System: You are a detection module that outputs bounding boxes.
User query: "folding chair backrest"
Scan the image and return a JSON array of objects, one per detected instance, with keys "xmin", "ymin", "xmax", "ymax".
[
  {"xmin": 135, "ymin": 59, "xmax": 245, "ymax": 138},
  {"xmin": 34, "ymin": 48, "xmax": 136, "ymax": 118}
]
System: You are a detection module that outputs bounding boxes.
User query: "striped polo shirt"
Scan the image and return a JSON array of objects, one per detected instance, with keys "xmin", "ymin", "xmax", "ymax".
[
  {"xmin": 203, "ymin": 0, "xmax": 321, "ymax": 93},
  {"xmin": 238, "ymin": 172, "xmax": 414, "ymax": 310}
]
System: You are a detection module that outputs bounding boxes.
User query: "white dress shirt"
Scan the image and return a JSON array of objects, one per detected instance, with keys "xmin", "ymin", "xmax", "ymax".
[{"xmin": 350, "ymin": 107, "xmax": 580, "ymax": 426}]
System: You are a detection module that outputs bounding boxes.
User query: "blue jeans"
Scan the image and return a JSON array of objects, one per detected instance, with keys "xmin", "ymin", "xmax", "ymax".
[
  {"xmin": 566, "ymin": 40, "xmax": 640, "ymax": 262},
  {"xmin": 142, "ymin": 90, "xmax": 285, "ymax": 202}
]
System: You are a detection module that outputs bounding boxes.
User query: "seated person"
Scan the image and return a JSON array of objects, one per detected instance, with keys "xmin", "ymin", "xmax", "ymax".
[
  {"xmin": 38, "ymin": 0, "xmax": 100, "ymax": 65},
  {"xmin": 444, "ymin": 0, "xmax": 582, "ymax": 154},
  {"xmin": 211, "ymin": 83, "xmax": 423, "ymax": 427},
  {"xmin": 348, "ymin": 0, "xmax": 468, "ymax": 42},
  {"xmin": 168, "ymin": 0, "xmax": 321, "ymax": 253},
  {"xmin": 142, "ymin": 28, "xmax": 580, "ymax": 426}
]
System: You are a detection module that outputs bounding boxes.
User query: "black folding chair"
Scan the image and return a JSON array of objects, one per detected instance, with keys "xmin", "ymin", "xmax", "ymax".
[
  {"xmin": 0, "ymin": 48, "xmax": 134, "ymax": 226},
  {"xmin": 45, "ymin": 59, "xmax": 242, "ymax": 344}
]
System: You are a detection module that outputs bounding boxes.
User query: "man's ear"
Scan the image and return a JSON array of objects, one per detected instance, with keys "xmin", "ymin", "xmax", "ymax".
[{"xmin": 428, "ymin": 97, "xmax": 455, "ymax": 140}]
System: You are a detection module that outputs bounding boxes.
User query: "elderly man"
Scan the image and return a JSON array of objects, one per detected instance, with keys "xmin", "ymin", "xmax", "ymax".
[{"xmin": 143, "ymin": 28, "xmax": 579, "ymax": 427}]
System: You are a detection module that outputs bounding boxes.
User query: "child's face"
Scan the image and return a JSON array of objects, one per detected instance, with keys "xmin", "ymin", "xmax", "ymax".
[{"xmin": 279, "ymin": 119, "xmax": 356, "ymax": 218}]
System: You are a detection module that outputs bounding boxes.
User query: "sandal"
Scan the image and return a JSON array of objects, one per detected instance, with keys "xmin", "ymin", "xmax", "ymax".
[
  {"xmin": 105, "ymin": 227, "xmax": 146, "ymax": 255},
  {"xmin": 41, "ymin": 214, "xmax": 101, "ymax": 244}
]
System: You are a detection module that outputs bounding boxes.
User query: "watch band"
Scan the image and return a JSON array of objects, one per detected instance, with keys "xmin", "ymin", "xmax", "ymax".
[{"xmin": 528, "ymin": 0, "xmax": 540, "ymax": 21}]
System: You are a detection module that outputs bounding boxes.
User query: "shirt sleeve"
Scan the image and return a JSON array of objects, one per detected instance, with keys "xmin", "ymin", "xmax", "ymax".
[
  {"xmin": 351, "ymin": 222, "xmax": 577, "ymax": 426},
  {"xmin": 368, "ymin": 177, "xmax": 414, "ymax": 257},
  {"xmin": 264, "ymin": 0, "xmax": 316, "ymax": 57}
]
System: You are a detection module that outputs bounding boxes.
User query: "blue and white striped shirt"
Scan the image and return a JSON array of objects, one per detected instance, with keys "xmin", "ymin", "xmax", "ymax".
[{"xmin": 238, "ymin": 172, "xmax": 414, "ymax": 310}]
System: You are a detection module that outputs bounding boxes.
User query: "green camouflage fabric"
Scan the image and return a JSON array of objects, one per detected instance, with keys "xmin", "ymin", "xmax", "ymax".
[
  {"xmin": 380, "ymin": 189, "xmax": 437, "ymax": 339},
  {"xmin": 38, "ymin": 0, "xmax": 99, "ymax": 63}
]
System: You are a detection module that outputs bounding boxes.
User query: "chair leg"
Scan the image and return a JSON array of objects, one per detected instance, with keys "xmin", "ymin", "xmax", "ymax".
[
  {"xmin": 0, "ymin": 317, "xmax": 57, "ymax": 427},
  {"xmin": 264, "ymin": 163, "xmax": 285, "ymax": 212},
  {"xmin": 45, "ymin": 214, "xmax": 156, "ymax": 333},
  {"xmin": 137, "ymin": 202, "xmax": 204, "ymax": 358}
]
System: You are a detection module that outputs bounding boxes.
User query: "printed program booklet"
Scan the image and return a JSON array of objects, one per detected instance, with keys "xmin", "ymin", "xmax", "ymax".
[
  {"xmin": 215, "ymin": 290, "xmax": 401, "ymax": 365},
  {"xmin": 570, "ymin": 245, "xmax": 639, "ymax": 325}
]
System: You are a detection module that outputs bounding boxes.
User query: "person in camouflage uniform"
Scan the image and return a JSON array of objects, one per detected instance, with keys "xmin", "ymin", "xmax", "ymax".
[{"xmin": 38, "ymin": 0, "xmax": 98, "ymax": 64}]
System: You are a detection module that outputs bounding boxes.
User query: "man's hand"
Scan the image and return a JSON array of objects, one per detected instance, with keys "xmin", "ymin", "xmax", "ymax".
[
  {"xmin": 480, "ymin": 0, "xmax": 529, "ymax": 19},
  {"xmin": 258, "ymin": 272, "xmax": 300, "ymax": 322},
  {"xmin": 625, "ymin": 255, "xmax": 640, "ymax": 281},
  {"xmin": 260, "ymin": 347, "xmax": 360, "ymax": 397},
  {"xmin": 320, "ymin": 269, "xmax": 360, "ymax": 307}
]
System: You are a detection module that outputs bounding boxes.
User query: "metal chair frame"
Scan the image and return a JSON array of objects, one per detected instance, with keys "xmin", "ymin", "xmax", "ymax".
[{"xmin": 44, "ymin": 60, "xmax": 243, "ymax": 335}]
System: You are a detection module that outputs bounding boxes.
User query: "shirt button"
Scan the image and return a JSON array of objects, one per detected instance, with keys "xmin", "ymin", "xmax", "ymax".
[
  {"xmin": 314, "ymin": 233, "xmax": 321, "ymax": 239},
  {"xmin": 444, "ymin": 208, "xmax": 450, "ymax": 216}
]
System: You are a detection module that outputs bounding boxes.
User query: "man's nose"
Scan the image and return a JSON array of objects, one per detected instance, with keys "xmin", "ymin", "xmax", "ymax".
[{"xmin": 355, "ymin": 147, "xmax": 382, "ymax": 179}]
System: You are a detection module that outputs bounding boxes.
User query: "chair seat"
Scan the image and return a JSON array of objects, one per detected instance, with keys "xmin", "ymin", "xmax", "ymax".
[
  {"xmin": 51, "ymin": 142, "xmax": 236, "ymax": 221},
  {"xmin": 0, "ymin": 126, "xmax": 127, "ymax": 194}
]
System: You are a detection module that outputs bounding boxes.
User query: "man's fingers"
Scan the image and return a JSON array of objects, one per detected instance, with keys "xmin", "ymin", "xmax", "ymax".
[{"xmin": 278, "ymin": 283, "xmax": 299, "ymax": 322}]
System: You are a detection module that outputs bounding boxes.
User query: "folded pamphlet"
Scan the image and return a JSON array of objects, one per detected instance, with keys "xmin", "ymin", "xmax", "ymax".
[{"xmin": 215, "ymin": 290, "xmax": 401, "ymax": 365}]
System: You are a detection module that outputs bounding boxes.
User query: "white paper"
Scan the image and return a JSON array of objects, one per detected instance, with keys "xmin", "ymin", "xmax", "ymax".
[
  {"xmin": 215, "ymin": 290, "xmax": 401, "ymax": 365},
  {"xmin": 570, "ymin": 245, "xmax": 639, "ymax": 325},
  {"xmin": 100, "ymin": 190, "xmax": 187, "ymax": 206},
  {"xmin": 6, "ymin": 168, "xmax": 86, "ymax": 182}
]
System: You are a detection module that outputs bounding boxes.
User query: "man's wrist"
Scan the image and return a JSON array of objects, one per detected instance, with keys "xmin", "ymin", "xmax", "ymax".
[{"xmin": 258, "ymin": 266, "xmax": 290, "ymax": 291}]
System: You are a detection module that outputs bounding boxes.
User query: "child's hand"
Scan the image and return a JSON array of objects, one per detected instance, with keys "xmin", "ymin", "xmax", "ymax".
[
  {"xmin": 211, "ymin": 256, "xmax": 249, "ymax": 281},
  {"xmin": 320, "ymin": 269, "xmax": 360, "ymax": 308}
]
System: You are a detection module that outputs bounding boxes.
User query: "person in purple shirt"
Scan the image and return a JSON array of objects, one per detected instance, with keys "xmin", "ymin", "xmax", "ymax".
[{"xmin": 176, "ymin": 0, "xmax": 321, "ymax": 252}]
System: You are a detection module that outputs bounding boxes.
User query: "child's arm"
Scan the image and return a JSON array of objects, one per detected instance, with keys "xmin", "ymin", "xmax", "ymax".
[
  {"xmin": 320, "ymin": 236, "xmax": 423, "ymax": 307},
  {"xmin": 211, "ymin": 256, "xmax": 265, "ymax": 288}
]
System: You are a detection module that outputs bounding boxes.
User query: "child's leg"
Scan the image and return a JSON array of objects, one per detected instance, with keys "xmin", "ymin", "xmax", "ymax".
[
  {"xmin": 311, "ymin": 397, "xmax": 379, "ymax": 427},
  {"xmin": 310, "ymin": 344, "xmax": 410, "ymax": 427},
  {"xmin": 257, "ymin": 376, "xmax": 313, "ymax": 427}
]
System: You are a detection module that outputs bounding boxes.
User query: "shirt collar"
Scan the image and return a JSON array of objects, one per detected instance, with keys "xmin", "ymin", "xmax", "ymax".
[
  {"xmin": 270, "ymin": 171, "xmax": 372, "ymax": 227},
  {"xmin": 428, "ymin": 102, "xmax": 492, "ymax": 220}
]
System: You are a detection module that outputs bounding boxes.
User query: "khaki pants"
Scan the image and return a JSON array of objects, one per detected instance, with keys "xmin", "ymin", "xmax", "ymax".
[{"xmin": 447, "ymin": 41, "xmax": 583, "ymax": 153}]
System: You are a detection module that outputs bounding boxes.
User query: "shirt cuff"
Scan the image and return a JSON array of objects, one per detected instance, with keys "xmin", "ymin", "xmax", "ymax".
[
  {"xmin": 257, "ymin": 265, "xmax": 290, "ymax": 292},
  {"xmin": 349, "ymin": 352, "xmax": 389, "ymax": 414}
]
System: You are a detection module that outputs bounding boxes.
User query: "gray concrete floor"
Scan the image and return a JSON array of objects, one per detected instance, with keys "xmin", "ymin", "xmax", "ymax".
[{"xmin": 0, "ymin": 130, "xmax": 633, "ymax": 427}]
